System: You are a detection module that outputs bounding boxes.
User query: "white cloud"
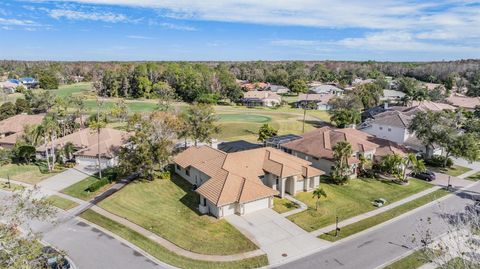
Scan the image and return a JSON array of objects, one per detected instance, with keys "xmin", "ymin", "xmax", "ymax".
[
  {"xmin": 127, "ymin": 35, "xmax": 154, "ymax": 39},
  {"xmin": 270, "ymin": 39, "xmax": 322, "ymax": 47},
  {"xmin": 0, "ymin": 17, "xmax": 37, "ymax": 26},
  {"xmin": 47, "ymin": 8, "xmax": 129, "ymax": 23},
  {"xmin": 148, "ymin": 20, "xmax": 196, "ymax": 31}
]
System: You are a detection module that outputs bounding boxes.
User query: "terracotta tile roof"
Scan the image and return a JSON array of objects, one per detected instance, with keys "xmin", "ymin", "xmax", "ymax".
[
  {"xmin": 0, "ymin": 131, "xmax": 23, "ymax": 146},
  {"xmin": 37, "ymin": 128, "xmax": 131, "ymax": 158},
  {"xmin": 174, "ymin": 146, "xmax": 324, "ymax": 206},
  {"xmin": 0, "ymin": 114, "xmax": 44, "ymax": 135},
  {"xmin": 407, "ymin": 101, "xmax": 455, "ymax": 113},
  {"xmin": 282, "ymin": 126, "xmax": 408, "ymax": 163},
  {"xmin": 446, "ymin": 95, "xmax": 480, "ymax": 109}
]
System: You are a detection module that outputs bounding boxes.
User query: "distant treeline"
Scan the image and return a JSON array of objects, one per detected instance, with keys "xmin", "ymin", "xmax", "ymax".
[{"xmin": 1, "ymin": 60, "xmax": 479, "ymax": 101}]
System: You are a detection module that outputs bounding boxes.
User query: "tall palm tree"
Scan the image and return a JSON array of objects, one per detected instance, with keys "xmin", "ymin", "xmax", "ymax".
[
  {"xmin": 312, "ymin": 187, "xmax": 327, "ymax": 210},
  {"xmin": 402, "ymin": 153, "xmax": 426, "ymax": 182},
  {"xmin": 43, "ymin": 117, "xmax": 60, "ymax": 171},
  {"xmin": 333, "ymin": 141, "xmax": 353, "ymax": 176}
]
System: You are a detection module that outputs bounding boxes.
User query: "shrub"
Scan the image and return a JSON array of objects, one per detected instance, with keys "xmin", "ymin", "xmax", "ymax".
[
  {"xmin": 158, "ymin": 170, "xmax": 171, "ymax": 179},
  {"xmin": 425, "ymin": 156, "xmax": 453, "ymax": 167},
  {"xmin": 85, "ymin": 178, "xmax": 110, "ymax": 193}
]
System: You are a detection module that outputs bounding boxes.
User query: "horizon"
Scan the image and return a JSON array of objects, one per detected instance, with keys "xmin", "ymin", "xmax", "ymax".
[{"xmin": 1, "ymin": 0, "xmax": 480, "ymax": 61}]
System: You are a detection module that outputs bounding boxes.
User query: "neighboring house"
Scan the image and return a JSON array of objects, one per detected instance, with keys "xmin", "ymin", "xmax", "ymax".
[
  {"xmin": 446, "ymin": 94, "xmax": 480, "ymax": 110},
  {"xmin": 173, "ymin": 146, "xmax": 324, "ymax": 218},
  {"xmin": 19, "ymin": 77, "xmax": 38, "ymax": 88},
  {"xmin": 265, "ymin": 134, "xmax": 302, "ymax": 149},
  {"xmin": 352, "ymin": 78, "xmax": 375, "ymax": 86},
  {"xmin": 0, "ymin": 114, "xmax": 45, "ymax": 148},
  {"xmin": 279, "ymin": 126, "xmax": 408, "ymax": 176},
  {"xmin": 296, "ymin": 93, "xmax": 335, "ymax": 110},
  {"xmin": 242, "ymin": 91, "xmax": 282, "ymax": 107},
  {"xmin": 361, "ymin": 104, "xmax": 388, "ymax": 121},
  {"xmin": 0, "ymin": 81, "xmax": 19, "ymax": 94},
  {"xmin": 239, "ymin": 81, "xmax": 269, "ymax": 91},
  {"xmin": 308, "ymin": 82, "xmax": 344, "ymax": 95},
  {"xmin": 382, "ymin": 89, "xmax": 405, "ymax": 102},
  {"xmin": 267, "ymin": 84, "xmax": 290, "ymax": 94},
  {"xmin": 36, "ymin": 128, "xmax": 131, "ymax": 168},
  {"xmin": 361, "ymin": 101, "xmax": 455, "ymax": 155}
]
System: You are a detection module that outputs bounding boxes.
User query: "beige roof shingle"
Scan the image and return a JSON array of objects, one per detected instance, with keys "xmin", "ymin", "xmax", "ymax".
[
  {"xmin": 174, "ymin": 146, "xmax": 324, "ymax": 206},
  {"xmin": 0, "ymin": 114, "xmax": 44, "ymax": 135}
]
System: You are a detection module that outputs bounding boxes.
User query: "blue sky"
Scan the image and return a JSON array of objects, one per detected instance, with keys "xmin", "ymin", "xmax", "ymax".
[{"xmin": 0, "ymin": 0, "xmax": 479, "ymax": 61}]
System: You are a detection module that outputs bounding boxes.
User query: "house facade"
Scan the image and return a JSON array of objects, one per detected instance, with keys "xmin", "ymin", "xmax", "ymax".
[
  {"xmin": 174, "ymin": 146, "xmax": 324, "ymax": 218},
  {"xmin": 278, "ymin": 127, "xmax": 409, "ymax": 176},
  {"xmin": 242, "ymin": 91, "xmax": 282, "ymax": 107},
  {"xmin": 296, "ymin": 93, "xmax": 335, "ymax": 110},
  {"xmin": 36, "ymin": 127, "xmax": 131, "ymax": 168}
]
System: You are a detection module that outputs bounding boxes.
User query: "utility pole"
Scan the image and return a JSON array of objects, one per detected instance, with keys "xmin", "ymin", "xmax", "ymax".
[
  {"xmin": 335, "ymin": 215, "xmax": 340, "ymax": 237},
  {"xmin": 302, "ymin": 93, "xmax": 309, "ymax": 133}
]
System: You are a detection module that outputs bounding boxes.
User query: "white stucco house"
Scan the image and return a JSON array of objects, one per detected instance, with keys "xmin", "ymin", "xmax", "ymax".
[
  {"xmin": 173, "ymin": 146, "xmax": 324, "ymax": 218},
  {"xmin": 242, "ymin": 91, "xmax": 282, "ymax": 107},
  {"xmin": 36, "ymin": 128, "xmax": 131, "ymax": 168}
]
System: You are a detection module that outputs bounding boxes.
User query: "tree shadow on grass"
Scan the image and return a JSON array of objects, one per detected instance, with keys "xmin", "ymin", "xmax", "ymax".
[{"xmin": 170, "ymin": 174, "xmax": 205, "ymax": 217}]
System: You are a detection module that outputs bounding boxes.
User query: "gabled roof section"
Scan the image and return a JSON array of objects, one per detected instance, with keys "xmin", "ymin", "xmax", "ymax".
[
  {"xmin": 0, "ymin": 114, "xmax": 44, "ymax": 134},
  {"xmin": 174, "ymin": 146, "xmax": 324, "ymax": 206}
]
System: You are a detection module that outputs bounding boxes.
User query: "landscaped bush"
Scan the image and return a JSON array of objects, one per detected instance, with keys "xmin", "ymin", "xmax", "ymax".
[
  {"xmin": 425, "ymin": 156, "xmax": 453, "ymax": 167},
  {"xmin": 158, "ymin": 170, "xmax": 171, "ymax": 180},
  {"xmin": 85, "ymin": 177, "xmax": 110, "ymax": 193}
]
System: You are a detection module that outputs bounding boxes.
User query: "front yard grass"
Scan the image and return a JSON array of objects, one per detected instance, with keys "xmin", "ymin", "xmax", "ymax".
[
  {"xmin": 61, "ymin": 170, "xmax": 116, "ymax": 201},
  {"xmin": 98, "ymin": 175, "xmax": 259, "ymax": 255},
  {"xmin": 273, "ymin": 197, "xmax": 299, "ymax": 213},
  {"xmin": 384, "ymin": 250, "xmax": 428, "ymax": 269},
  {"xmin": 0, "ymin": 162, "xmax": 62, "ymax": 184},
  {"xmin": 46, "ymin": 195, "xmax": 79, "ymax": 211},
  {"xmin": 466, "ymin": 172, "xmax": 480, "ymax": 181},
  {"xmin": 0, "ymin": 181, "xmax": 25, "ymax": 191},
  {"xmin": 318, "ymin": 189, "xmax": 449, "ymax": 241},
  {"xmin": 428, "ymin": 165, "xmax": 471, "ymax": 177},
  {"xmin": 80, "ymin": 210, "xmax": 268, "ymax": 269},
  {"xmin": 288, "ymin": 178, "xmax": 433, "ymax": 232}
]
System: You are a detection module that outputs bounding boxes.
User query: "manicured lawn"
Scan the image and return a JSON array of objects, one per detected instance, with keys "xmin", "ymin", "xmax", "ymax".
[
  {"xmin": 428, "ymin": 165, "xmax": 471, "ymax": 177},
  {"xmin": 0, "ymin": 162, "xmax": 62, "ymax": 184},
  {"xmin": 53, "ymin": 82, "xmax": 93, "ymax": 98},
  {"xmin": 384, "ymin": 250, "xmax": 428, "ymax": 269},
  {"xmin": 318, "ymin": 189, "xmax": 449, "ymax": 241},
  {"xmin": 80, "ymin": 210, "xmax": 268, "ymax": 269},
  {"xmin": 83, "ymin": 99, "xmax": 159, "ymax": 114},
  {"xmin": 46, "ymin": 195, "xmax": 79, "ymax": 211},
  {"xmin": 98, "ymin": 175, "xmax": 259, "ymax": 255},
  {"xmin": 466, "ymin": 172, "xmax": 480, "ymax": 181},
  {"xmin": 273, "ymin": 197, "xmax": 300, "ymax": 213},
  {"xmin": 288, "ymin": 178, "xmax": 433, "ymax": 232},
  {"xmin": 218, "ymin": 113, "xmax": 271, "ymax": 123},
  {"xmin": 0, "ymin": 181, "xmax": 25, "ymax": 191},
  {"xmin": 61, "ymin": 172, "xmax": 116, "ymax": 201}
]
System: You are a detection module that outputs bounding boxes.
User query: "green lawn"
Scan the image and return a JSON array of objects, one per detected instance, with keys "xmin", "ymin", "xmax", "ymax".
[
  {"xmin": 46, "ymin": 195, "xmax": 79, "ymax": 211},
  {"xmin": 80, "ymin": 210, "xmax": 268, "ymax": 269},
  {"xmin": 466, "ymin": 172, "xmax": 480, "ymax": 181},
  {"xmin": 98, "ymin": 175, "xmax": 259, "ymax": 255},
  {"xmin": 384, "ymin": 250, "xmax": 429, "ymax": 269},
  {"xmin": 319, "ymin": 189, "xmax": 449, "ymax": 241},
  {"xmin": 428, "ymin": 165, "xmax": 471, "ymax": 177},
  {"xmin": 83, "ymin": 99, "xmax": 160, "ymax": 114},
  {"xmin": 61, "ymin": 174, "xmax": 114, "ymax": 201},
  {"xmin": 288, "ymin": 178, "xmax": 433, "ymax": 232},
  {"xmin": 273, "ymin": 197, "xmax": 300, "ymax": 214},
  {"xmin": 53, "ymin": 82, "xmax": 93, "ymax": 98},
  {"xmin": 0, "ymin": 162, "xmax": 61, "ymax": 184},
  {"xmin": 0, "ymin": 181, "xmax": 25, "ymax": 191}
]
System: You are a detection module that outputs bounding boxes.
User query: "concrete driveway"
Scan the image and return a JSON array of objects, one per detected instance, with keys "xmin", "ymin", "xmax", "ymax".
[
  {"xmin": 225, "ymin": 209, "xmax": 330, "ymax": 265},
  {"xmin": 430, "ymin": 172, "xmax": 473, "ymax": 189},
  {"xmin": 38, "ymin": 166, "xmax": 94, "ymax": 192}
]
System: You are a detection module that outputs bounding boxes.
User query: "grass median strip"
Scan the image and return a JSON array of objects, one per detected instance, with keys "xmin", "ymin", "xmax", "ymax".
[
  {"xmin": 383, "ymin": 250, "xmax": 428, "ymax": 269},
  {"xmin": 47, "ymin": 195, "xmax": 79, "ymax": 211},
  {"xmin": 318, "ymin": 189, "xmax": 449, "ymax": 242},
  {"xmin": 80, "ymin": 209, "xmax": 269, "ymax": 269}
]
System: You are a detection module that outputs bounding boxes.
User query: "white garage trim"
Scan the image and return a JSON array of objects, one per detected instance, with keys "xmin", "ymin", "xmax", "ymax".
[{"xmin": 243, "ymin": 198, "xmax": 270, "ymax": 215}]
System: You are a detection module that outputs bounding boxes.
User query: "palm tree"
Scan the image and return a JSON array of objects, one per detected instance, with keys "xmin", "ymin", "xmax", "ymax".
[
  {"xmin": 402, "ymin": 153, "xmax": 426, "ymax": 182},
  {"xmin": 312, "ymin": 187, "xmax": 327, "ymax": 210},
  {"xmin": 62, "ymin": 142, "xmax": 76, "ymax": 161},
  {"xmin": 333, "ymin": 141, "xmax": 353, "ymax": 176}
]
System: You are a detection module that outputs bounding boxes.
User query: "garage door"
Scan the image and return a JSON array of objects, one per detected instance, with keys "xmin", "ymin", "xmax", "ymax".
[
  {"xmin": 221, "ymin": 203, "xmax": 236, "ymax": 217},
  {"xmin": 243, "ymin": 198, "xmax": 270, "ymax": 214}
]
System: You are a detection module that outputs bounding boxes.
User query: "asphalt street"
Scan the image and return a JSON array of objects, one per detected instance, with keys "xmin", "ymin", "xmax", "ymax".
[{"xmin": 274, "ymin": 181, "xmax": 480, "ymax": 269}]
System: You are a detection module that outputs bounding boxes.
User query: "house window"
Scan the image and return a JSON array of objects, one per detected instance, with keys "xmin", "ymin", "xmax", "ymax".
[
  {"xmin": 275, "ymin": 177, "xmax": 279, "ymax": 186},
  {"xmin": 313, "ymin": 157, "xmax": 319, "ymax": 161},
  {"xmin": 203, "ymin": 197, "xmax": 207, "ymax": 206},
  {"xmin": 176, "ymin": 164, "xmax": 181, "ymax": 170},
  {"xmin": 186, "ymin": 168, "xmax": 190, "ymax": 176}
]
